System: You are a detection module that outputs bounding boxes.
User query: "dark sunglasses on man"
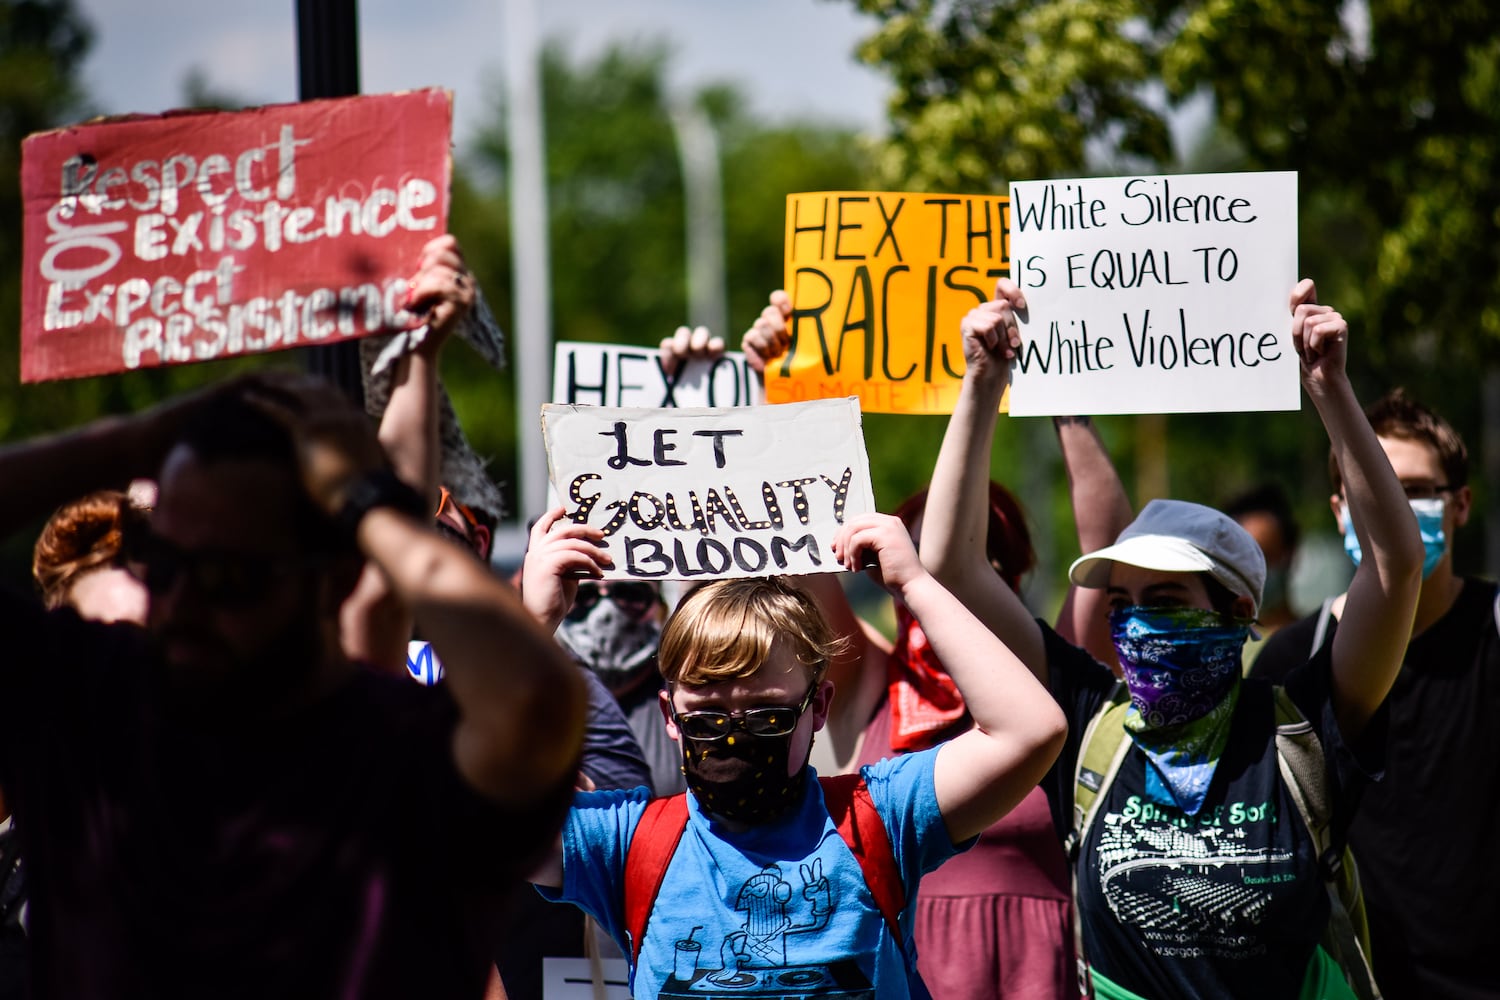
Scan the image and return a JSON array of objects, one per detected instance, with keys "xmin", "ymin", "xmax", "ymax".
[{"xmin": 125, "ymin": 529, "xmax": 322, "ymax": 607}]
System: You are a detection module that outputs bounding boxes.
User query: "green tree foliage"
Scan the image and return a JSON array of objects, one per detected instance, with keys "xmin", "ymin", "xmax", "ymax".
[
  {"xmin": 0, "ymin": 3, "xmax": 269, "ymax": 438},
  {"xmin": 0, "ymin": 0, "xmax": 94, "ymax": 436},
  {"xmin": 0, "ymin": 3, "xmax": 269, "ymax": 571},
  {"xmin": 846, "ymin": 0, "xmax": 1499, "ymax": 576},
  {"xmin": 451, "ymin": 41, "xmax": 875, "ymax": 516},
  {"xmin": 850, "ymin": 0, "xmax": 1500, "ymax": 360}
]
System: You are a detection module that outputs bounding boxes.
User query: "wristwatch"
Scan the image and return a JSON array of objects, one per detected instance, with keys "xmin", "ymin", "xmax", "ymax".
[{"xmin": 337, "ymin": 468, "xmax": 427, "ymax": 540}]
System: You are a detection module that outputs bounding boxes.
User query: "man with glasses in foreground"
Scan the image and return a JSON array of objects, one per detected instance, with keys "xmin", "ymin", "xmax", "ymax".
[
  {"xmin": 526, "ymin": 512, "xmax": 1067, "ymax": 999},
  {"xmin": 0, "ymin": 241, "xmax": 585, "ymax": 998},
  {"xmin": 1252, "ymin": 389, "xmax": 1498, "ymax": 999}
]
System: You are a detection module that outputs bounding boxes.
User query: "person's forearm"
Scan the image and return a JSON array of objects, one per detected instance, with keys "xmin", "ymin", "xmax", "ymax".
[
  {"xmin": 354, "ymin": 348, "xmax": 441, "ymax": 667},
  {"xmin": 1054, "ymin": 416, "xmax": 1132, "ymax": 553},
  {"xmin": 921, "ymin": 372, "xmax": 1049, "ymax": 677},
  {"xmin": 358, "ymin": 509, "xmax": 587, "ymax": 803},
  {"xmin": 0, "ymin": 415, "xmax": 158, "ymax": 539},
  {"xmin": 923, "ymin": 373, "xmax": 1005, "ymax": 584},
  {"xmin": 901, "ymin": 574, "xmax": 1060, "ymax": 747},
  {"xmin": 377, "ymin": 351, "xmax": 441, "ymax": 508},
  {"xmin": 1053, "ymin": 415, "xmax": 1132, "ymax": 664},
  {"xmin": 1309, "ymin": 373, "xmax": 1422, "ymax": 736},
  {"xmin": 905, "ymin": 571, "xmax": 1066, "ymax": 842}
]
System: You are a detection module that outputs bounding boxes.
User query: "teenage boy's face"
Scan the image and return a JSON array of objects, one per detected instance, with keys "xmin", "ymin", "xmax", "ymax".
[
  {"xmin": 1331, "ymin": 434, "xmax": 1472, "ymax": 564},
  {"xmin": 659, "ymin": 642, "xmax": 833, "ymax": 779}
]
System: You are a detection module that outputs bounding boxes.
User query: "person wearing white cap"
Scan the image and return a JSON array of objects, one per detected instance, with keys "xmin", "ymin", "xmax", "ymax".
[{"xmin": 920, "ymin": 276, "xmax": 1423, "ymax": 1000}]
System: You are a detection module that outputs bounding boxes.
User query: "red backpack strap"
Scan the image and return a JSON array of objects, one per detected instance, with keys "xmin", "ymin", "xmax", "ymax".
[
  {"xmin": 819, "ymin": 773, "xmax": 906, "ymax": 940},
  {"xmin": 622, "ymin": 794, "xmax": 690, "ymax": 968}
]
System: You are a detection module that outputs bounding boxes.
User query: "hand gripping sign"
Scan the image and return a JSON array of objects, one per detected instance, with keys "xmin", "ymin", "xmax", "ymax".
[
  {"xmin": 20, "ymin": 89, "xmax": 452, "ymax": 382},
  {"xmin": 541, "ymin": 399, "xmax": 876, "ymax": 581}
]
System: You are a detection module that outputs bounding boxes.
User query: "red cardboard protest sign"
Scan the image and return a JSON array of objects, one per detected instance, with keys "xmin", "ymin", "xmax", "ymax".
[{"xmin": 20, "ymin": 89, "xmax": 452, "ymax": 382}]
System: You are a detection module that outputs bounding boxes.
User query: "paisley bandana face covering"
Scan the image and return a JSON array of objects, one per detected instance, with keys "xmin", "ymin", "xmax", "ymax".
[{"xmin": 1110, "ymin": 606, "xmax": 1250, "ymax": 815}]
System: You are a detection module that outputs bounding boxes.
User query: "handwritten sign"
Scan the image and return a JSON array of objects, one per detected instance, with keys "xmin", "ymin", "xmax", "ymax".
[
  {"xmin": 1006, "ymin": 171, "xmax": 1299, "ymax": 415},
  {"xmin": 20, "ymin": 89, "xmax": 452, "ymax": 382},
  {"xmin": 542, "ymin": 399, "xmax": 874, "ymax": 581},
  {"xmin": 772, "ymin": 191, "xmax": 1010, "ymax": 415},
  {"xmin": 552, "ymin": 341, "xmax": 759, "ymax": 407},
  {"xmin": 541, "ymin": 958, "xmax": 630, "ymax": 1000}
]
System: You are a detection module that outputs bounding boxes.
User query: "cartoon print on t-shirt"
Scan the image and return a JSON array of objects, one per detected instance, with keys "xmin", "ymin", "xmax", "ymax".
[{"xmin": 658, "ymin": 855, "xmax": 874, "ymax": 997}]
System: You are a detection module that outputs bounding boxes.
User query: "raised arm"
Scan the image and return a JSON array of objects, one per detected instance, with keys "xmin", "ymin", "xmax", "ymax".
[
  {"xmin": 920, "ymin": 280, "xmax": 1050, "ymax": 682},
  {"xmin": 260, "ymin": 378, "xmax": 587, "ymax": 807},
  {"xmin": 341, "ymin": 236, "xmax": 471, "ymax": 672},
  {"xmin": 0, "ymin": 375, "xmax": 244, "ymax": 542},
  {"xmin": 1052, "ymin": 415, "xmax": 1133, "ymax": 666},
  {"xmin": 1295, "ymin": 281, "xmax": 1423, "ymax": 741},
  {"xmin": 832, "ymin": 514, "xmax": 1066, "ymax": 843}
]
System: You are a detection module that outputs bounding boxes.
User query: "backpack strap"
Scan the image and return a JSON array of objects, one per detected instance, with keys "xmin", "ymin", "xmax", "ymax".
[
  {"xmin": 1271, "ymin": 685, "xmax": 1382, "ymax": 1000},
  {"xmin": 1066, "ymin": 681, "xmax": 1132, "ymax": 861},
  {"xmin": 1065, "ymin": 681, "xmax": 1132, "ymax": 998},
  {"xmin": 819, "ymin": 773, "xmax": 906, "ymax": 941},
  {"xmin": 619, "ymin": 776, "xmax": 907, "ymax": 973},
  {"xmin": 622, "ymin": 793, "xmax": 689, "ymax": 969},
  {"xmin": 1309, "ymin": 596, "xmax": 1338, "ymax": 654}
]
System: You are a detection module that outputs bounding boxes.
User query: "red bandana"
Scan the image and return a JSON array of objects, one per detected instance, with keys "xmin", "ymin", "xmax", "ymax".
[{"xmin": 887, "ymin": 604, "xmax": 968, "ymax": 752}]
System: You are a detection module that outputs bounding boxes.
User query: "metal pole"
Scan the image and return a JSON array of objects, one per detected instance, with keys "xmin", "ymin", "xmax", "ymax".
[
  {"xmin": 503, "ymin": 0, "xmax": 552, "ymax": 521},
  {"xmin": 670, "ymin": 102, "xmax": 728, "ymax": 339},
  {"xmin": 1484, "ymin": 368, "xmax": 1500, "ymax": 576},
  {"xmin": 295, "ymin": 0, "xmax": 365, "ymax": 406}
]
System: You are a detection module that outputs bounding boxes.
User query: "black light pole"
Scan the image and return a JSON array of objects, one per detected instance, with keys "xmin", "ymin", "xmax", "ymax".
[{"xmin": 296, "ymin": 0, "xmax": 365, "ymax": 406}]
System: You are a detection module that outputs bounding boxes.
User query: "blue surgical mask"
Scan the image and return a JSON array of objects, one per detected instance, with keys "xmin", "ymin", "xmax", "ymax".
[{"xmin": 1343, "ymin": 498, "xmax": 1447, "ymax": 578}]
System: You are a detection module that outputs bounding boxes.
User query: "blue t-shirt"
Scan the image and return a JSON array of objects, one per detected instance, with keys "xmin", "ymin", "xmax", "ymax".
[{"xmin": 542, "ymin": 750, "xmax": 961, "ymax": 999}]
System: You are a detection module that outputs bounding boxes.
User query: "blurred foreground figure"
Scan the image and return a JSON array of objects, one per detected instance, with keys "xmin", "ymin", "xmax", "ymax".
[{"xmin": 0, "ymin": 262, "xmax": 585, "ymax": 1000}]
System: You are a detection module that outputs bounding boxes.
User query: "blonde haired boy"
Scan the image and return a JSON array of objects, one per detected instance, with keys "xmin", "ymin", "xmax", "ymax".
[{"xmin": 528, "ymin": 512, "xmax": 1066, "ymax": 998}]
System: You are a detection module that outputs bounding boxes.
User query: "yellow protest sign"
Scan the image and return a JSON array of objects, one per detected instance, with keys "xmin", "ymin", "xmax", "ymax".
[{"xmin": 770, "ymin": 191, "xmax": 1011, "ymax": 414}]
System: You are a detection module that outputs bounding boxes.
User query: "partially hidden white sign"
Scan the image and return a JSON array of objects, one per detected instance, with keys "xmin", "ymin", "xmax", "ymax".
[
  {"xmin": 1006, "ymin": 170, "xmax": 1299, "ymax": 416},
  {"xmin": 552, "ymin": 341, "xmax": 761, "ymax": 407},
  {"xmin": 541, "ymin": 398, "xmax": 874, "ymax": 580}
]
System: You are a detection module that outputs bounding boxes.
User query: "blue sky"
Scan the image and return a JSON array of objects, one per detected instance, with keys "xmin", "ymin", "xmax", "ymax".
[{"xmin": 71, "ymin": 0, "xmax": 891, "ymax": 152}]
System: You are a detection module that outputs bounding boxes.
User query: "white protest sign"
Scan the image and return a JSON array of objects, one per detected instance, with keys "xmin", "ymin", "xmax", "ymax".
[
  {"xmin": 552, "ymin": 341, "xmax": 761, "ymax": 407},
  {"xmin": 541, "ymin": 958, "xmax": 631, "ymax": 999},
  {"xmin": 1006, "ymin": 171, "xmax": 1298, "ymax": 415},
  {"xmin": 541, "ymin": 399, "xmax": 874, "ymax": 580}
]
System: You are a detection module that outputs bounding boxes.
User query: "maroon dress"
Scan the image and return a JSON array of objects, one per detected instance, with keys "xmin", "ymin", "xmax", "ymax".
[{"xmin": 857, "ymin": 698, "xmax": 1075, "ymax": 999}]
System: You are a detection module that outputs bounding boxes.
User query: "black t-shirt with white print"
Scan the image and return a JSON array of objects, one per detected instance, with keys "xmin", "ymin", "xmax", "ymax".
[{"xmin": 1039, "ymin": 622, "xmax": 1382, "ymax": 999}]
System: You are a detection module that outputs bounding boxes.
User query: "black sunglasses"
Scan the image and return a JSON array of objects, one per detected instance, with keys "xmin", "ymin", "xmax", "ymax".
[
  {"xmin": 672, "ymin": 684, "xmax": 818, "ymax": 742},
  {"xmin": 126, "ymin": 530, "xmax": 321, "ymax": 607},
  {"xmin": 568, "ymin": 581, "xmax": 658, "ymax": 620}
]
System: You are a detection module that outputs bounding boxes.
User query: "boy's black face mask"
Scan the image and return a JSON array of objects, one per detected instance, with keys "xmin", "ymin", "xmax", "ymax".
[{"xmin": 679, "ymin": 729, "xmax": 810, "ymax": 824}]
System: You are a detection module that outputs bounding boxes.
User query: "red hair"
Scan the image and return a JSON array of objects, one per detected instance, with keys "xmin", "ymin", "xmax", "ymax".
[
  {"xmin": 894, "ymin": 481, "xmax": 1035, "ymax": 593},
  {"xmin": 32, "ymin": 491, "xmax": 139, "ymax": 610}
]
